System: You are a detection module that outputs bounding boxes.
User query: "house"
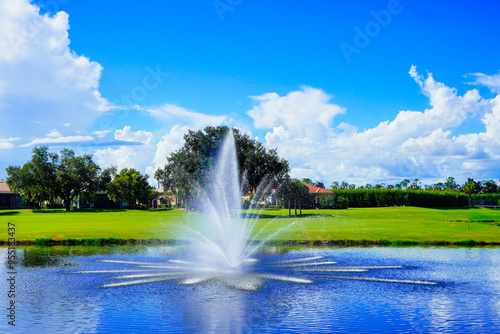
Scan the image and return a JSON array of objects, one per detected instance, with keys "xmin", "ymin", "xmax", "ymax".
[
  {"xmin": 301, "ymin": 182, "xmax": 334, "ymax": 206},
  {"xmin": 265, "ymin": 181, "xmax": 334, "ymax": 207},
  {"xmin": 0, "ymin": 180, "xmax": 22, "ymax": 208}
]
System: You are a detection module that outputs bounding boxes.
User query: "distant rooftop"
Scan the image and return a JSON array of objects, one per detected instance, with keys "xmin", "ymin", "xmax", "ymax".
[
  {"xmin": 0, "ymin": 179, "xmax": 14, "ymax": 194},
  {"xmin": 302, "ymin": 182, "xmax": 333, "ymax": 194}
]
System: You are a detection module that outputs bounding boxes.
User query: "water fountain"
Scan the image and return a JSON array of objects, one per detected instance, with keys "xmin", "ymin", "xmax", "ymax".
[{"xmin": 73, "ymin": 130, "xmax": 436, "ymax": 290}]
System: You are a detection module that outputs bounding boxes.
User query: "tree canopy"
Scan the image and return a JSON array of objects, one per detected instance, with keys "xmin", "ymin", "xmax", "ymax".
[
  {"xmin": 107, "ymin": 168, "xmax": 157, "ymax": 208},
  {"xmin": 155, "ymin": 126, "xmax": 289, "ymax": 207}
]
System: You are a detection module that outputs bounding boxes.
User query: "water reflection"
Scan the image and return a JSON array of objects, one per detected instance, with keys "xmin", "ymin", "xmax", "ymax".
[
  {"xmin": 4, "ymin": 245, "xmax": 150, "ymax": 269},
  {"xmin": 1, "ymin": 247, "xmax": 500, "ymax": 333}
]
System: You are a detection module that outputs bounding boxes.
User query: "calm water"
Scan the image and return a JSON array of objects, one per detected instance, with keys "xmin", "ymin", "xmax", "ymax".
[{"xmin": 1, "ymin": 246, "xmax": 500, "ymax": 333}]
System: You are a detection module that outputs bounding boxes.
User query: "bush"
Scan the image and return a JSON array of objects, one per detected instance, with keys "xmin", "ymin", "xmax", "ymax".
[
  {"xmin": 330, "ymin": 189, "xmax": 467, "ymax": 208},
  {"xmin": 335, "ymin": 195, "xmax": 349, "ymax": 209}
]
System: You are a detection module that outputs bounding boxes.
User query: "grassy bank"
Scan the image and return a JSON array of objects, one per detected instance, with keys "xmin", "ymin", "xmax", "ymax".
[{"xmin": 1, "ymin": 207, "xmax": 499, "ymax": 245}]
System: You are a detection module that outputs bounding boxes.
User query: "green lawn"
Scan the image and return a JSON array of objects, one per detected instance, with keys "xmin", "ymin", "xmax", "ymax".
[{"xmin": 1, "ymin": 206, "xmax": 499, "ymax": 244}]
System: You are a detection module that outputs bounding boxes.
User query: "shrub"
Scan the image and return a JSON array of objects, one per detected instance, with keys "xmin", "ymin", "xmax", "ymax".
[
  {"xmin": 330, "ymin": 189, "xmax": 467, "ymax": 208},
  {"xmin": 335, "ymin": 195, "xmax": 349, "ymax": 209}
]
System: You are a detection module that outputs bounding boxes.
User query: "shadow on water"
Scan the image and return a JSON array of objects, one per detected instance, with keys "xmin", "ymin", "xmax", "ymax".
[{"xmin": 5, "ymin": 245, "xmax": 149, "ymax": 269}]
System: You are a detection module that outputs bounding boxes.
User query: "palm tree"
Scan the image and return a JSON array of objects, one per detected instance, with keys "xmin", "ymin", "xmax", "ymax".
[
  {"xmin": 460, "ymin": 181, "xmax": 476, "ymax": 206},
  {"xmin": 401, "ymin": 179, "xmax": 410, "ymax": 190}
]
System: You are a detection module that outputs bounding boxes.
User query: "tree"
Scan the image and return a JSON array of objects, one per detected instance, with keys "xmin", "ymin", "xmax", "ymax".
[
  {"xmin": 276, "ymin": 178, "xmax": 313, "ymax": 215},
  {"xmin": 467, "ymin": 178, "xmax": 482, "ymax": 194},
  {"xmin": 56, "ymin": 149, "xmax": 101, "ymax": 211},
  {"xmin": 107, "ymin": 168, "xmax": 157, "ymax": 208},
  {"xmin": 460, "ymin": 181, "xmax": 476, "ymax": 206},
  {"xmin": 156, "ymin": 126, "xmax": 288, "ymax": 207},
  {"xmin": 301, "ymin": 178, "xmax": 313, "ymax": 184},
  {"xmin": 5, "ymin": 164, "xmax": 35, "ymax": 208},
  {"xmin": 6, "ymin": 146, "xmax": 58, "ymax": 209},
  {"xmin": 400, "ymin": 179, "xmax": 410, "ymax": 190},
  {"xmin": 340, "ymin": 181, "xmax": 349, "ymax": 189},
  {"xmin": 433, "ymin": 182, "xmax": 445, "ymax": 191},
  {"xmin": 409, "ymin": 178, "xmax": 421, "ymax": 190},
  {"xmin": 331, "ymin": 181, "xmax": 339, "ymax": 189},
  {"xmin": 444, "ymin": 177, "xmax": 459, "ymax": 191},
  {"xmin": 482, "ymin": 180, "xmax": 499, "ymax": 193},
  {"xmin": 314, "ymin": 181, "xmax": 325, "ymax": 189}
]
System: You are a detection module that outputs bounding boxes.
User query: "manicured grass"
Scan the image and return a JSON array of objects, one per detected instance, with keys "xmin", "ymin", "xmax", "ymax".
[
  {"xmin": 250, "ymin": 207, "xmax": 500, "ymax": 243},
  {"xmin": 1, "ymin": 206, "xmax": 499, "ymax": 244}
]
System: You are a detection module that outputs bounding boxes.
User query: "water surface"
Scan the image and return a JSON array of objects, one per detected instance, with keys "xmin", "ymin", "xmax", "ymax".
[{"xmin": 1, "ymin": 246, "xmax": 499, "ymax": 333}]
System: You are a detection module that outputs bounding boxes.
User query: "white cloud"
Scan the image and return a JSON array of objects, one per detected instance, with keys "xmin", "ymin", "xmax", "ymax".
[
  {"xmin": 95, "ymin": 125, "xmax": 189, "ymax": 185},
  {"xmin": 253, "ymin": 68, "xmax": 500, "ymax": 186},
  {"xmin": 0, "ymin": 137, "xmax": 20, "ymax": 149},
  {"xmin": 20, "ymin": 131, "xmax": 94, "ymax": 147},
  {"xmin": 92, "ymin": 130, "xmax": 111, "ymax": 138},
  {"xmin": 467, "ymin": 71, "xmax": 500, "ymax": 94},
  {"xmin": 148, "ymin": 104, "xmax": 226, "ymax": 129},
  {"xmin": 0, "ymin": 0, "xmax": 110, "ymax": 144},
  {"xmin": 248, "ymin": 86, "xmax": 345, "ymax": 142}
]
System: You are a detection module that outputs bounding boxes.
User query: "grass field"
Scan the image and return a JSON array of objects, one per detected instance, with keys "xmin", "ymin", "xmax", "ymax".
[{"xmin": 1, "ymin": 206, "xmax": 499, "ymax": 245}]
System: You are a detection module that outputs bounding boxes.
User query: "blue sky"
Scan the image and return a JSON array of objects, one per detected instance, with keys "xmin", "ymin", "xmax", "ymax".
[{"xmin": 1, "ymin": 0, "xmax": 500, "ymax": 186}]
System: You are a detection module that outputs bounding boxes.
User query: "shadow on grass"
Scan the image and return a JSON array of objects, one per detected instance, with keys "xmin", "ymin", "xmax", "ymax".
[
  {"xmin": 431, "ymin": 206, "xmax": 483, "ymax": 211},
  {"xmin": 242, "ymin": 213, "xmax": 334, "ymax": 219},
  {"xmin": 0, "ymin": 211, "xmax": 20, "ymax": 216},
  {"xmin": 33, "ymin": 208, "xmax": 127, "ymax": 214}
]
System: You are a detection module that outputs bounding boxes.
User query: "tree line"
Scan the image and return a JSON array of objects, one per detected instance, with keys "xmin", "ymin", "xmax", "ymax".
[
  {"xmin": 328, "ymin": 177, "xmax": 499, "ymax": 194},
  {"xmin": 6, "ymin": 147, "xmax": 156, "ymax": 211}
]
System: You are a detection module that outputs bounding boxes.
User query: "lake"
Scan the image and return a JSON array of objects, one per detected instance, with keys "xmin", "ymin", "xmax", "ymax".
[{"xmin": 1, "ymin": 246, "xmax": 499, "ymax": 333}]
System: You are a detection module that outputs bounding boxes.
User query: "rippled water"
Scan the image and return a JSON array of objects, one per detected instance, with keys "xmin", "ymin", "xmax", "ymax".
[{"xmin": 1, "ymin": 246, "xmax": 500, "ymax": 333}]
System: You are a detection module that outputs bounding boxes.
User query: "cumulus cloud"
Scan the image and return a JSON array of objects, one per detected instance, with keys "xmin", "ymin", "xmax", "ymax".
[
  {"xmin": 248, "ymin": 86, "xmax": 345, "ymax": 142},
  {"xmin": 0, "ymin": 0, "xmax": 110, "ymax": 143},
  {"xmin": 0, "ymin": 137, "xmax": 21, "ymax": 149},
  {"xmin": 252, "ymin": 67, "xmax": 500, "ymax": 186},
  {"xmin": 95, "ymin": 125, "xmax": 190, "ymax": 185}
]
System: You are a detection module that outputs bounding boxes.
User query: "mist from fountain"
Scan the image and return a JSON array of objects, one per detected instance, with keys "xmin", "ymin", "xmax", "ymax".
[
  {"xmin": 189, "ymin": 130, "xmax": 270, "ymax": 270},
  {"xmin": 73, "ymin": 130, "xmax": 437, "ymax": 291}
]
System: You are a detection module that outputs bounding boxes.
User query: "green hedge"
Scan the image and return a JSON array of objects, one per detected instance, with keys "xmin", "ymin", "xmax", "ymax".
[{"xmin": 330, "ymin": 189, "xmax": 468, "ymax": 208}]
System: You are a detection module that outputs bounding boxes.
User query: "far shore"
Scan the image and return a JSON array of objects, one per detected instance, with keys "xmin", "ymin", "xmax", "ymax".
[{"xmin": 1, "ymin": 206, "xmax": 499, "ymax": 246}]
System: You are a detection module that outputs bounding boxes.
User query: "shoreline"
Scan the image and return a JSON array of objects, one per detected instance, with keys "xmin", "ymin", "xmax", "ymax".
[{"xmin": 2, "ymin": 238, "xmax": 499, "ymax": 247}]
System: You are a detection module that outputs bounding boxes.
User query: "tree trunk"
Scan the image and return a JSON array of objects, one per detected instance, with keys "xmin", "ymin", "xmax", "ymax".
[
  {"xmin": 288, "ymin": 199, "xmax": 291, "ymax": 216},
  {"xmin": 65, "ymin": 198, "xmax": 71, "ymax": 211},
  {"xmin": 299, "ymin": 201, "xmax": 302, "ymax": 216},
  {"xmin": 294, "ymin": 198, "xmax": 297, "ymax": 216}
]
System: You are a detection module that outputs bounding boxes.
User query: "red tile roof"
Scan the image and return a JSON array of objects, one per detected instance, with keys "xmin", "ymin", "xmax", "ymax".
[
  {"xmin": 0, "ymin": 180, "xmax": 14, "ymax": 194},
  {"xmin": 302, "ymin": 182, "xmax": 333, "ymax": 194}
]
